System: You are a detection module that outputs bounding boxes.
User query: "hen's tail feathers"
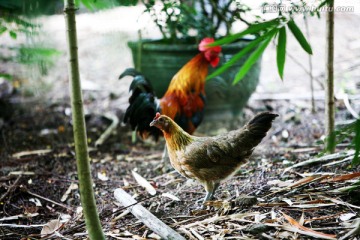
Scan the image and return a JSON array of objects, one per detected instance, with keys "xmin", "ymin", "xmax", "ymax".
[
  {"xmin": 119, "ymin": 68, "xmax": 161, "ymax": 141},
  {"xmin": 247, "ymin": 112, "xmax": 278, "ymax": 135},
  {"xmin": 242, "ymin": 112, "xmax": 278, "ymax": 149}
]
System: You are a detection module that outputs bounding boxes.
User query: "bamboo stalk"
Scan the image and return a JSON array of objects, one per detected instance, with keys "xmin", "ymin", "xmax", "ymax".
[
  {"xmin": 325, "ymin": 0, "xmax": 335, "ymax": 153},
  {"xmin": 63, "ymin": 1, "xmax": 105, "ymax": 239}
]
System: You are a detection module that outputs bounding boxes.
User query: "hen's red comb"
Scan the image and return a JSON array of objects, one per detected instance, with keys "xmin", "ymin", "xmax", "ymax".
[{"xmin": 154, "ymin": 112, "xmax": 161, "ymax": 120}]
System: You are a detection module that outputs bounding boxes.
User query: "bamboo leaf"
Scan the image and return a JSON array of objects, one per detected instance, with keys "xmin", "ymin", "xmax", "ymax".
[
  {"xmin": 317, "ymin": 0, "xmax": 332, "ymax": 10},
  {"xmin": 276, "ymin": 26, "xmax": 286, "ymax": 79},
  {"xmin": 209, "ymin": 19, "xmax": 279, "ymax": 46},
  {"xmin": 287, "ymin": 20, "xmax": 313, "ymax": 54},
  {"xmin": 207, "ymin": 28, "xmax": 278, "ymax": 80},
  {"xmin": 0, "ymin": 26, "xmax": 7, "ymax": 35},
  {"xmin": 232, "ymin": 32, "xmax": 275, "ymax": 85},
  {"xmin": 9, "ymin": 30, "xmax": 17, "ymax": 39},
  {"xmin": 0, "ymin": 73, "xmax": 12, "ymax": 80},
  {"xmin": 132, "ymin": 171, "xmax": 157, "ymax": 195},
  {"xmin": 282, "ymin": 212, "xmax": 337, "ymax": 239}
]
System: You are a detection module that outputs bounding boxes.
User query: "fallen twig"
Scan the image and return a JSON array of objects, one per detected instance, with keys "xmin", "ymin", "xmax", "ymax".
[
  {"xmin": 0, "ymin": 223, "xmax": 45, "ymax": 228},
  {"xmin": 339, "ymin": 218, "xmax": 360, "ymax": 240},
  {"xmin": 264, "ymin": 223, "xmax": 337, "ymax": 240},
  {"xmin": 172, "ymin": 213, "xmax": 214, "ymax": 227},
  {"xmin": 12, "ymin": 149, "xmax": 52, "ymax": 158},
  {"xmin": 114, "ymin": 188, "xmax": 185, "ymax": 240},
  {"xmin": 178, "ymin": 227, "xmax": 197, "ymax": 240},
  {"xmin": 283, "ymin": 150, "xmax": 355, "ymax": 173},
  {"xmin": 264, "ymin": 175, "xmax": 328, "ymax": 198},
  {"xmin": 343, "ymin": 94, "xmax": 359, "ymax": 119},
  {"xmin": 0, "ymin": 175, "xmax": 21, "ymax": 202},
  {"xmin": 24, "ymin": 188, "xmax": 73, "ymax": 212},
  {"xmin": 62, "ymin": 194, "xmax": 156, "ymax": 235},
  {"xmin": 95, "ymin": 113, "xmax": 119, "ymax": 147},
  {"xmin": 323, "ymin": 155, "xmax": 354, "ymax": 166}
]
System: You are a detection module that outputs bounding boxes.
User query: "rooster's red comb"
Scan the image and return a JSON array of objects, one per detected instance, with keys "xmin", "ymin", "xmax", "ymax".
[
  {"xmin": 198, "ymin": 38, "xmax": 221, "ymax": 53},
  {"xmin": 154, "ymin": 112, "xmax": 161, "ymax": 120}
]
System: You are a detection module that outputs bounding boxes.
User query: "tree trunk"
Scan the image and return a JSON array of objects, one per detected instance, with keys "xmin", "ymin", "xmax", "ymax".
[
  {"xmin": 325, "ymin": 0, "xmax": 335, "ymax": 153},
  {"xmin": 63, "ymin": 1, "xmax": 105, "ymax": 239}
]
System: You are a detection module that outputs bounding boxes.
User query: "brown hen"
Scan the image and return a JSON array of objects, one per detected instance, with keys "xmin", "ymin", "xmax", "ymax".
[{"xmin": 150, "ymin": 112, "xmax": 278, "ymax": 204}]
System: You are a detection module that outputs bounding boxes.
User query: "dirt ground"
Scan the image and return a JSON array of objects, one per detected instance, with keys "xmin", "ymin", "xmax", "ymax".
[
  {"xmin": 1, "ymin": 96, "xmax": 360, "ymax": 239},
  {"xmin": 1, "ymin": 4, "xmax": 360, "ymax": 240}
]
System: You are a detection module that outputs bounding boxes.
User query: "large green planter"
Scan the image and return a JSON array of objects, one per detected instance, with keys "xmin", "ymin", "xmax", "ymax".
[{"xmin": 128, "ymin": 39, "xmax": 261, "ymax": 130}]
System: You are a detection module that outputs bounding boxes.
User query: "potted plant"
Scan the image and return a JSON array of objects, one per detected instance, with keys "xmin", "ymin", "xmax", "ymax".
[{"xmin": 127, "ymin": 0, "xmax": 261, "ymax": 130}]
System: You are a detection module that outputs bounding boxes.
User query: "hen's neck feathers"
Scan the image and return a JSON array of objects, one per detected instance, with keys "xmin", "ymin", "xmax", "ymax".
[{"xmin": 162, "ymin": 120, "xmax": 193, "ymax": 151}]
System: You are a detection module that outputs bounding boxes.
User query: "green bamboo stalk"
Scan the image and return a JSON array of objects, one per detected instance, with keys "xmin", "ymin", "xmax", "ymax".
[
  {"xmin": 325, "ymin": 0, "xmax": 335, "ymax": 153},
  {"xmin": 63, "ymin": 1, "xmax": 105, "ymax": 239}
]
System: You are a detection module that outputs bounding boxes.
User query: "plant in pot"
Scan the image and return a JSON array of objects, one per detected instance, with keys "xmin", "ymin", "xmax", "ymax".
[{"xmin": 127, "ymin": 0, "xmax": 261, "ymax": 131}]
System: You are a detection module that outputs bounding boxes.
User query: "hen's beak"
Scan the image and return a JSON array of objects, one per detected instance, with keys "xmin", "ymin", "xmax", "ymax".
[{"xmin": 149, "ymin": 119, "xmax": 157, "ymax": 127}]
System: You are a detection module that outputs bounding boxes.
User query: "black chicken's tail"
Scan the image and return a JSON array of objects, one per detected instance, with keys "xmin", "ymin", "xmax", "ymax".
[{"xmin": 119, "ymin": 68, "xmax": 162, "ymax": 141}]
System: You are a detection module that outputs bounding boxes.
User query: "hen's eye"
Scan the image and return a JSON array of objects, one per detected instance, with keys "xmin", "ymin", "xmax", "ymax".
[{"xmin": 159, "ymin": 118, "xmax": 164, "ymax": 122}]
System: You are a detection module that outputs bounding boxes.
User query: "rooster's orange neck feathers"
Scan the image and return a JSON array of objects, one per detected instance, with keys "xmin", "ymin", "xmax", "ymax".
[{"xmin": 159, "ymin": 53, "xmax": 209, "ymax": 121}]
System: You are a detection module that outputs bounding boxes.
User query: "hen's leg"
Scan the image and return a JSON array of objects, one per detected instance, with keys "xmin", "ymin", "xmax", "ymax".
[{"xmin": 202, "ymin": 181, "xmax": 220, "ymax": 205}]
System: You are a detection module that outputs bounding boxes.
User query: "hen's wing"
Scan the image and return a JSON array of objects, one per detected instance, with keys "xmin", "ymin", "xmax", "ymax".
[
  {"xmin": 181, "ymin": 112, "xmax": 278, "ymax": 182},
  {"xmin": 181, "ymin": 137, "xmax": 241, "ymax": 182}
]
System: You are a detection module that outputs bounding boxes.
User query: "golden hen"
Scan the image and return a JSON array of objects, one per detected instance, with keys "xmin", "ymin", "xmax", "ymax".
[{"xmin": 150, "ymin": 112, "xmax": 278, "ymax": 204}]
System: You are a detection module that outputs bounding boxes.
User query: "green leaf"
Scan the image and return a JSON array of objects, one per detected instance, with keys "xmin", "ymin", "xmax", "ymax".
[
  {"xmin": 80, "ymin": 0, "xmax": 95, "ymax": 10},
  {"xmin": 0, "ymin": 73, "xmax": 13, "ymax": 80},
  {"xmin": 353, "ymin": 119, "xmax": 360, "ymax": 165},
  {"xmin": 207, "ymin": 28, "xmax": 279, "ymax": 80},
  {"xmin": 78, "ymin": 0, "xmax": 136, "ymax": 10},
  {"xmin": 317, "ymin": 0, "xmax": 332, "ymax": 10},
  {"xmin": 233, "ymin": 32, "xmax": 276, "ymax": 85},
  {"xmin": 16, "ymin": 47, "xmax": 61, "ymax": 64},
  {"xmin": 276, "ymin": 26, "xmax": 286, "ymax": 79},
  {"xmin": 209, "ymin": 18, "xmax": 280, "ymax": 46},
  {"xmin": 287, "ymin": 20, "xmax": 312, "ymax": 54},
  {"xmin": 0, "ymin": 26, "xmax": 7, "ymax": 35},
  {"xmin": 9, "ymin": 31, "xmax": 17, "ymax": 39}
]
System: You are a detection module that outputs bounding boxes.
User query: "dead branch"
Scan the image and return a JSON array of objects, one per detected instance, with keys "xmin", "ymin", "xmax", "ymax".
[
  {"xmin": 0, "ymin": 175, "xmax": 21, "ymax": 202},
  {"xmin": 25, "ymin": 188, "xmax": 73, "ymax": 212},
  {"xmin": 95, "ymin": 113, "xmax": 119, "ymax": 146},
  {"xmin": 343, "ymin": 94, "xmax": 359, "ymax": 119},
  {"xmin": 283, "ymin": 150, "xmax": 355, "ymax": 173},
  {"xmin": 114, "ymin": 188, "xmax": 185, "ymax": 240},
  {"xmin": 339, "ymin": 218, "xmax": 360, "ymax": 240}
]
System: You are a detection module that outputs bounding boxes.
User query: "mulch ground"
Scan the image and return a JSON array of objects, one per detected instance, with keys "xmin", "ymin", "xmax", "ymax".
[{"xmin": 0, "ymin": 96, "xmax": 359, "ymax": 240}]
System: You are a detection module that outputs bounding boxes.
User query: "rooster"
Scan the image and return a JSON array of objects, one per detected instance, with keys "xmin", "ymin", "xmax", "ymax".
[
  {"xmin": 150, "ymin": 112, "xmax": 278, "ymax": 205},
  {"xmin": 119, "ymin": 38, "xmax": 222, "ymax": 142}
]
